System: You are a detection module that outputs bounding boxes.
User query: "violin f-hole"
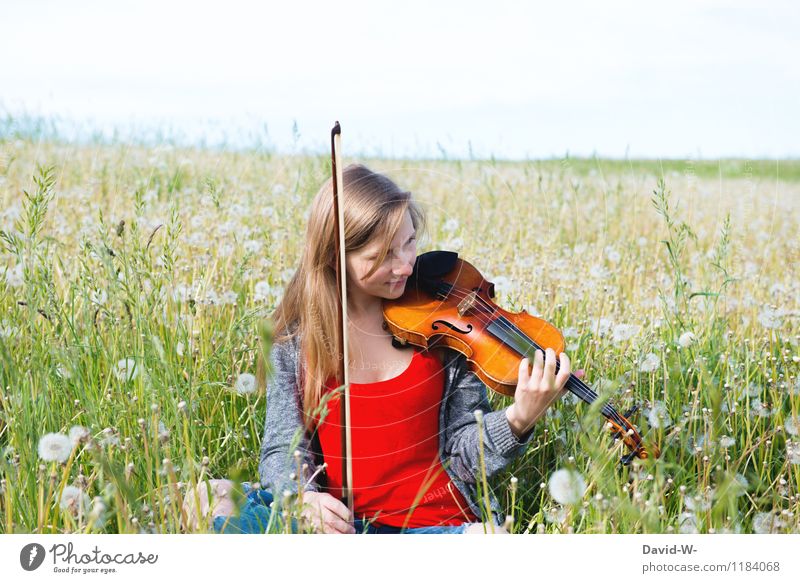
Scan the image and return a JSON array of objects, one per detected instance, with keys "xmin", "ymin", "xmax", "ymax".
[{"xmin": 431, "ymin": 320, "xmax": 473, "ymax": 335}]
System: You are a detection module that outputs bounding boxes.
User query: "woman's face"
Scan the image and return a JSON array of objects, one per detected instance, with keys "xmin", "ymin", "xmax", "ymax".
[{"xmin": 346, "ymin": 210, "xmax": 417, "ymax": 307}]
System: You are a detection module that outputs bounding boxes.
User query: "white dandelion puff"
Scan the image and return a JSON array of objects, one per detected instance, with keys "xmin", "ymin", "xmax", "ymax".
[
  {"xmin": 591, "ymin": 317, "xmax": 613, "ymax": 337},
  {"xmin": 254, "ymin": 281, "xmax": 271, "ymax": 303},
  {"xmin": 68, "ymin": 425, "xmax": 90, "ymax": 447},
  {"xmin": 752, "ymin": 511, "xmax": 785, "ymax": 534},
  {"xmin": 646, "ymin": 401, "xmax": 672, "ymax": 429},
  {"xmin": 786, "ymin": 440, "xmax": 800, "ymax": 465},
  {"xmin": 442, "ymin": 218, "xmax": 460, "ymax": 233},
  {"xmin": 784, "ymin": 416, "xmax": 799, "ymax": 436},
  {"xmin": 59, "ymin": 485, "xmax": 90, "ymax": 518},
  {"xmin": 157, "ymin": 421, "xmax": 170, "ymax": 443},
  {"xmin": 678, "ymin": 512, "xmax": 699, "ymax": 534},
  {"xmin": 612, "ymin": 324, "xmax": 641, "ymax": 344},
  {"xmin": 604, "ymin": 245, "xmax": 621, "ymax": 264},
  {"xmin": 678, "ymin": 331, "xmax": 696, "ymax": 348},
  {"xmin": 548, "ymin": 469, "xmax": 586, "ymax": 505},
  {"xmin": 114, "ymin": 358, "xmax": 140, "ymax": 382},
  {"xmin": 544, "ymin": 506, "xmax": 568, "ymax": 524},
  {"xmin": 490, "ymin": 275, "xmax": 512, "ymax": 297},
  {"xmin": 38, "ymin": 433, "xmax": 73, "ymax": 463},
  {"xmin": 639, "ymin": 353, "xmax": 660, "ymax": 373},
  {"xmin": 234, "ymin": 373, "xmax": 257, "ymax": 395},
  {"xmin": 757, "ymin": 307, "xmax": 783, "ymax": 330},
  {"xmin": 88, "ymin": 497, "xmax": 107, "ymax": 528},
  {"xmin": 221, "ymin": 290, "xmax": 238, "ymax": 306}
]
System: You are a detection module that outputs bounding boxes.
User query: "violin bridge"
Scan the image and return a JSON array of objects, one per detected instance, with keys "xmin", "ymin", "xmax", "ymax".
[{"xmin": 457, "ymin": 291, "xmax": 478, "ymax": 317}]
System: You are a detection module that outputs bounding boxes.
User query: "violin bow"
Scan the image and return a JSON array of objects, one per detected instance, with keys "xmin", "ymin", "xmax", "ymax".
[{"xmin": 330, "ymin": 121, "xmax": 354, "ymax": 517}]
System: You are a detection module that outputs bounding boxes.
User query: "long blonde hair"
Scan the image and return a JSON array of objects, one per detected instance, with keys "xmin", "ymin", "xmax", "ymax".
[{"xmin": 260, "ymin": 163, "xmax": 427, "ymax": 431}]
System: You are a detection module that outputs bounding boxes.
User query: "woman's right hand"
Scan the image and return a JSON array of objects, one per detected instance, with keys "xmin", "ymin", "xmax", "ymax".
[{"xmin": 299, "ymin": 491, "xmax": 356, "ymax": 534}]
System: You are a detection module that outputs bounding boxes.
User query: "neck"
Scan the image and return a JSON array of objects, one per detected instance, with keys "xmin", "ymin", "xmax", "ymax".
[{"xmin": 347, "ymin": 295, "xmax": 384, "ymax": 326}]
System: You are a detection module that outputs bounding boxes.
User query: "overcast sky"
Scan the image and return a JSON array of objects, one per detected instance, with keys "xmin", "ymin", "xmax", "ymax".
[{"xmin": 1, "ymin": 0, "xmax": 798, "ymax": 159}]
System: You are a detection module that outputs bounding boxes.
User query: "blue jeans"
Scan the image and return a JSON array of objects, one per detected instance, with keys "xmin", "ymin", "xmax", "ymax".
[{"xmin": 212, "ymin": 482, "xmax": 471, "ymax": 534}]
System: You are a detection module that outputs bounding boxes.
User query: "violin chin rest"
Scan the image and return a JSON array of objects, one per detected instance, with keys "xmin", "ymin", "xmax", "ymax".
[{"xmin": 409, "ymin": 250, "xmax": 459, "ymax": 284}]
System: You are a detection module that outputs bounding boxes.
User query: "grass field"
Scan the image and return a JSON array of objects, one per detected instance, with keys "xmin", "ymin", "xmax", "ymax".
[{"xmin": 1, "ymin": 135, "xmax": 798, "ymax": 534}]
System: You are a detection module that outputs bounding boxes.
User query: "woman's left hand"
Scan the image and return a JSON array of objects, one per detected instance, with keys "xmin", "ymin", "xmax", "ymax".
[{"xmin": 505, "ymin": 348, "xmax": 585, "ymax": 439}]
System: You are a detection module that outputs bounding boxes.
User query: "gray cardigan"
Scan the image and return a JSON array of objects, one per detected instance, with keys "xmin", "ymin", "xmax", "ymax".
[{"xmin": 258, "ymin": 326, "xmax": 536, "ymax": 527}]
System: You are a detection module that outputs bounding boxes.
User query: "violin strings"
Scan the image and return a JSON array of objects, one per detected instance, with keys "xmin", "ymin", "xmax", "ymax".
[{"xmin": 429, "ymin": 281, "xmax": 633, "ymax": 432}]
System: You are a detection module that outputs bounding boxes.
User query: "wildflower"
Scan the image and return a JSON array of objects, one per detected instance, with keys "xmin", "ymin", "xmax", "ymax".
[
  {"xmin": 784, "ymin": 416, "xmax": 799, "ymax": 436},
  {"xmin": 719, "ymin": 435, "xmax": 736, "ymax": 448},
  {"xmin": 547, "ymin": 469, "xmax": 586, "ymax": 505},
  {"xmin": 757, "ymin": 307, "xmax": 783, "ymax": 330},
  {"xmin": 158, "ymin": 421, "xmax": 170, "ymax": 443},
  {"xmin": 646, "ymin": 401, "xmax": 672, "ymax": 429},
  {"xmin": 749, "ymin": 398, "xmax": 774, "ymax": 418},
  {"xmin": 684, "ymin": 490, "xmax": 712, "ymax": 512},
  {"xmin": 59, "ymin": 486, "xmax": 90, "ymax": 518},
  {"xmin": 591, "ymin": 317, "xmax": 613, "ymax": 337},
  {"xmin": 752, "ymin": 511, "xmax": 785, "ymax": 534},
  {"xmin": 88, "ymin": 497, "xmax": 107, "ymax": 528},
  {"xmin": 544, "ymin": 506, "xmax": 568, "ymax": 524},
  {"xmin": 678, "ymin": 331, "xmax": 696, "ymax": 348},
  {"xmin": 99, "ymin": 428, "xmax": 120, "ymax": 448},
  {"xmin": 733, "ymin": 473, "xmax": 749, "ymax": 496},
  {"xmin": 243, "ymin": 240, "xmax": 262, "ymax": 254},
  {"xmin": 678, "ymin": 512, "xmax": 698, "ymax": 533},
  {"xmin": 1, "ymin": 319, "xmax": 19, "ymax": 338},
  {"xmin": 234, "ymin": 373, "xmax": 257, "ymax": 395},
  {"xmin": 442, "ymin": 218, "xmax": 460, "ymax": 233},
  {"xmin": 490, "ymin": 275, "xmax": 512, "ymax": 297},
  {"xmin": 89, "ymin": 289, "xmax": 108, "ymax": 305},
  {"xmin": 221, "ymin": 290, "xmax": 238, "ymax": 305},
  {"xmin": 639, "ymin": 353, "xmax": 660, "ymax": 373},
  {"xmin": 254, "ymin": 281, "xmax": 271, "ymax": 302},
  {"xmin": 604, "ymin": 245, "xmax": 621, "ymax": 264},
  {"xmin": 38, "ymin": 433, "xmax": 73, "ymax": 463},
  {"xmin": 114, "ymin": 358, "xmax": 140, "ymax": 382},
  {"xmin": 562, "ymin": 327, "xmax": 579, "ymax": 339},
  {"xmin": 588, "ymin": 265, "xmax": 610, "ymax": 280},
  {"xmin": 4, "ymin": 263, "xmax": 23, "ymax": 287},
  {"xmin": 612, "ymin": 324, "xmax": 641, "ymax": 344},
  {"xmin": 787, "ymin": 441, "xmax": 800, "ymax": 465},
  {"xmin": 68, "ymin": 425, "xmax": 90, "ymax": 447},
  {"xmin": 734, "ymin": 382, "xmax": 761, "ymax": 401}
]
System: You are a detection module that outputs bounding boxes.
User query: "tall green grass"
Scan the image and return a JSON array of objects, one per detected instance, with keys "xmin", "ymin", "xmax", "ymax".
[{"xmin": 0, "ymin": 136, "xmax": 798, "ymax": 533}]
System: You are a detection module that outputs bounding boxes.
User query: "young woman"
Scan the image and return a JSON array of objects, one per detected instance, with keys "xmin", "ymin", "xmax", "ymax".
[{"xmin": 184, "ymin": 163, "xmax": 583, "ymax": 534}]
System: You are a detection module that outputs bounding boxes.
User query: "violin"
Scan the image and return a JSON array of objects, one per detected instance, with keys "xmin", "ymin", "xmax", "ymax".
[{"xmin": 381, "ymin": 249, "xmax": 661, "ymax": 465}]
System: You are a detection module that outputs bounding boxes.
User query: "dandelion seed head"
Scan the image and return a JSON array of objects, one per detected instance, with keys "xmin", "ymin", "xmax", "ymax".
[
  {"xmin": 646, "ymin": 401, "xmax": 672, "ymax": 429},
  {"xmin": 548, "ymin": 469, "xmax": 586, "ymax": 505},
  {"xmin": 639, "ymin": 352, "xmax": 660, "ymax": 373},
  {"xmin": 59, "ymin": 485, "xmax": 89, "ymax": 517},
  {"xmin": 38, "ymin": 433, "xmax": 73, "ymax": 463},
  {"xmin": 234, "ymin": 373, "xmax": 257, "ymax": 395},
  {"xmin": 68, "ymin": 425, "xmax": 90, "ymax": 447},
  {"xmin": 114, "ymin": 358, "xmax": 139, "ymax": 382}
]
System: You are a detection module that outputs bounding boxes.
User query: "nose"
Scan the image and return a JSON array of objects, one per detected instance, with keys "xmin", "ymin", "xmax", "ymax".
[{"xmin": 393, "ymin": 256, "xmax": 414, "ymax": 278}]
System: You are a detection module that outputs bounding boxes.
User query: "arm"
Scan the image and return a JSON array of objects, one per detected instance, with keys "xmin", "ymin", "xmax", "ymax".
[
  {"xmin": 258, "ymin": 337, "xmax": 321, "ymax": 496},
  {"xmin": 443, "ymin": 352, "xmax": 536, "ymax": 484}
]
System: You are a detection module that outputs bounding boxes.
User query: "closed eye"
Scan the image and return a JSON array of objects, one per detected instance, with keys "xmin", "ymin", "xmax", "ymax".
[{"xmin": 367, "ymin": 235, "xmax": 415, "ymax": 261}]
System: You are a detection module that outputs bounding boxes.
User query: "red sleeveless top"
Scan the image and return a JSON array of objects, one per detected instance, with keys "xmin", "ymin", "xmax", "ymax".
[{"xmin": 314, "ymin": 347, "xmax": 479, "ymax": 528}]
